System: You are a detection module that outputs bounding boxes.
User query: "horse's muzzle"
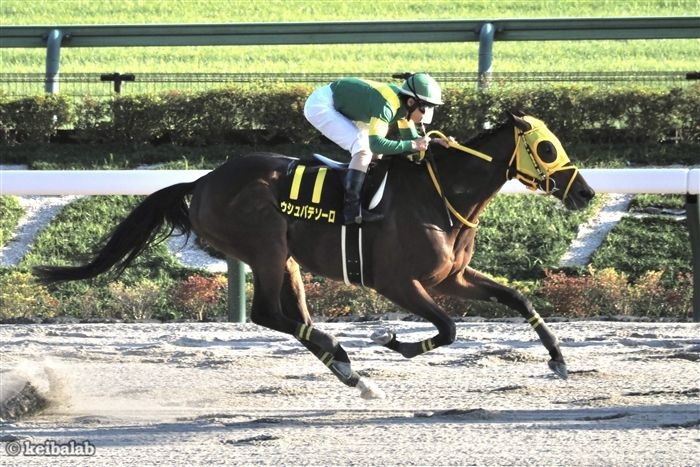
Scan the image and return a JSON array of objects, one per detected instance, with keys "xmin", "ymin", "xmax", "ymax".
[{"xmin": 565, "ymin": 184, "xmax": 596, "ymax": 211}]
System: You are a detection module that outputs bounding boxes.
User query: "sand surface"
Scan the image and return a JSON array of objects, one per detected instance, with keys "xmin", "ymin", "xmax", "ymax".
[{"xmin": 1, "ymin": 320, "xmax": 698, "ymax": 466}]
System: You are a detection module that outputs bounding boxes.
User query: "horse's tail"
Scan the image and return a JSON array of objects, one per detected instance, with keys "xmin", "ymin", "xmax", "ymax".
[{"xmin": 34, "ymin": 181, "xmax": 197, "ymax": 284}]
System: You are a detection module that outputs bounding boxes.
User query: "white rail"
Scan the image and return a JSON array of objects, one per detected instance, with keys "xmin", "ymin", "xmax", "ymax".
[
  {"xmin": 0, "ymin": 170, "xmax": 210, "ymax": 195},
  {"xmin": 1, "ymin": 168, "xmax": 699, "ymax": 196}
]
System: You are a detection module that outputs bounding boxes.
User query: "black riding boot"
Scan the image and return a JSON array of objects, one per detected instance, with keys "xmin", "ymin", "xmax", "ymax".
[{"xmin": 343, "ymin": 169, "xmax": 384, "ymax": 225}]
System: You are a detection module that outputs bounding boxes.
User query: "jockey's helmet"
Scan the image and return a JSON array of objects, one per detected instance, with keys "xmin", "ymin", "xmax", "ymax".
[{"xmin": 400, "ymin": 73, "xmax": 443, "ymax": 106}]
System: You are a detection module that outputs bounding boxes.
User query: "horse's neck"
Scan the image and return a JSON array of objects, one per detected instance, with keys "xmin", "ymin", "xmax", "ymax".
[{"xmin": 437, "ymin": 132, "xmax": 513, "ymax": 224}]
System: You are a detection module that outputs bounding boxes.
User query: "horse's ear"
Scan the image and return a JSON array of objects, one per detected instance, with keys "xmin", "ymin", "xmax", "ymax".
[{"xmin": 508, "ymin": 111, "xmax": 532, "ymax": 132}]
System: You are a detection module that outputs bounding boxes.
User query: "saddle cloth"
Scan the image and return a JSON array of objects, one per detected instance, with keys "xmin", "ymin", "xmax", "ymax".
[{"xmin": 279, "ymin": 156, "xmax": 390, "ymax": 225}]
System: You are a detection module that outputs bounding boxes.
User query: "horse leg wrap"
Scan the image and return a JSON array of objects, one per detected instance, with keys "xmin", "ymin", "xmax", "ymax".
[
  {"xmin": 296, "ymin": 323, "xmax": 339, "ymax": 354},
  {"xmin": 313, "ymin": 350, "xmax": 360, "ymax": 387},
  {"xmin": 371, "ymin": 330, "xmax": 436, "ymax": 358},
  {"xmin": 527, "ymin": 311, "xmax": 545, "ymax": 330},
  {"xmin": 420, "ymin": 338, "xmax": 436, "ymax": 354},
  {"xmin": 329, "ymin": 361, "xmax": 360, "ymax": 387},
  {"xmin": 398, "ymin": 338, "xmax": 435, "ymax": 359},
  {"xmin": 318, "ymin": 351, "xmax": 335, "ymax": 367}
]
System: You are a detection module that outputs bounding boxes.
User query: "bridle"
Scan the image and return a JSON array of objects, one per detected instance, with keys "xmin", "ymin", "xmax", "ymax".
[
  {"xmin": 417, "ymin": 116, "xmax": 579, "ymax": 229},
  {"xmin": 506, "ymin": 116, "xmax": 579, "ymax": 201}
]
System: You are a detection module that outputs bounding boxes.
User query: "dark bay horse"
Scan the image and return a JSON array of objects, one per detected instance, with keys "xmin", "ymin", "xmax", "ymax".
[{"xmin": 35, "ymin": 111, "xmax": 595, "ymax": 399}]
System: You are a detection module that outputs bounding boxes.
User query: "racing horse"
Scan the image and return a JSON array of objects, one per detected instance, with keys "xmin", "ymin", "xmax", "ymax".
[{"xmin": 35, "ymin": 111, "xmax": 595, "ymax": 399}]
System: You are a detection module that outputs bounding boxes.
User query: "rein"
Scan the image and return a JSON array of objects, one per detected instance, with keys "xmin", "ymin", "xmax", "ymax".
[
  {"xmin": 415, "ymin": 119, "xmax": 577, "ymax": 229},
  {"xmin": 423, "ymin": 130, "xmax": 493, "ymax": 163},
  {"xmin": 419, "ymin": 130, "xmax": 492, "ymax": 229}
]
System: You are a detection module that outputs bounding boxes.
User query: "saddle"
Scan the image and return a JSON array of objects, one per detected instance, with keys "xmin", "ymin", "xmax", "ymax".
[{"xmin": 279, "ymin": 155, "xmax": 390, "ymax": 225}]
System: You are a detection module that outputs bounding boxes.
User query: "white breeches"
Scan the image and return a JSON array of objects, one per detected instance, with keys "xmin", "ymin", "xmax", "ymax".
[{"xmin": 304, "ymin": 84, "xmax": 377, "ymax": 173}]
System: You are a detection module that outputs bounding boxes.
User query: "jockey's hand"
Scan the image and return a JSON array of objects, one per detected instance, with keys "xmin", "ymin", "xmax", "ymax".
[{"xmin": 411, "ymin": 135, "xmax": 431, "ymax": 152}]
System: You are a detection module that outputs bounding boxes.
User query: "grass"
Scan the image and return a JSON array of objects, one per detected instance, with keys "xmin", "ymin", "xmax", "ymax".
[
  {"xmin": 0, "ymin": 143, "xmax": 236, "ymax": 169},
  {"xmin": 590, "ymin": 215, "xmax": 691, "ymax": 282},
  {"xmin": 591, "ymin": 194, "xmax": 692, "ymax": 287},
  {"xmin": 0, "ymin": 196, "xmax": 23, "ymax": 247},
  {"xmin": 19, "ymin": 195, "xmax": 191, "ymax": 278},
  {"xmin": 3, "ymin": 41, "xmax": 698, "ymax": 75},
  {"xmin": 473, "ymin": 194, "xmax": 601, "ymax": 280},
  {"xmin": 16, "ymin": 195, "xmax": 194, "ymax": 313},
  {"xmin": 629, "ymin": 194, "xmax": 687, "ymax": 211},
  {"xmin": 1, "ymin": 1, "xmax": 699, "ymax": 74},
  {"xmin": 3, "ymin": 0, "xmax": 697, "ymax": 24}
]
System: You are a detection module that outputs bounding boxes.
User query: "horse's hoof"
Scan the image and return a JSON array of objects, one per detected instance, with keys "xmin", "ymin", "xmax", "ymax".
[
  {"xmin": 356, "ymin": 378, "xmax": 386, "ymax": 400},
  {"xmin": 548, "ymin": 359, "xmax": 568, "ymax": 380},
  {"xmin": 370, "ymin": 328, "xmax": 394, "ymax": 346}
]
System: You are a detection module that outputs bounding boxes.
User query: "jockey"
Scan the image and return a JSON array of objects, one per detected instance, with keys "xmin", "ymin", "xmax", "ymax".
[{"xmin": 304, "ymin": 73, "xmax": 444, "ymax": 225}]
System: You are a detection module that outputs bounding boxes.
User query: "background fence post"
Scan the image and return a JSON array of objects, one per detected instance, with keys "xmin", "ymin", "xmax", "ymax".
[
  {"xmin": 227, "ymin": 257, "xmax": 247, "ymax": 323},
  {"xmin": 478, "ymin": 22, "xmax": 494, "ymax": 91},
  {"xmin": 686, "ymin": 194, "xmax": 700, "ymax": 322},
  {"xmin": 44, "ymin": 29, "xmax": 63, "ymax": 94}
]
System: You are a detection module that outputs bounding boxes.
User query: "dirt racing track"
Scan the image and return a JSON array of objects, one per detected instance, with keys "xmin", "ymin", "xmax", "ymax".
[{"xmin": 1, "ymin": 320, "xmax": 698, "ymax": 465}]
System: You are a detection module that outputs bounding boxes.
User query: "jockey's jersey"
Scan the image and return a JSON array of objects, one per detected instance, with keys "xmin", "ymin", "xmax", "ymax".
[{"xmin": 330, "ymin": 78, "xmax": 420, "ymax": 155}]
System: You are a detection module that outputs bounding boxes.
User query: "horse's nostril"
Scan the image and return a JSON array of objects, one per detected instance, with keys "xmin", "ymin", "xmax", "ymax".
[{"xmin": 581, "ymin": 189, "xmax": 594, "ymax": 201}]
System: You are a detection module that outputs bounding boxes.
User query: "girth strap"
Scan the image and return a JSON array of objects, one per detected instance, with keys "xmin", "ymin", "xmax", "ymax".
[{"xmin": 341, "ymin": 225, "xmax": 364, "ymax": 286}]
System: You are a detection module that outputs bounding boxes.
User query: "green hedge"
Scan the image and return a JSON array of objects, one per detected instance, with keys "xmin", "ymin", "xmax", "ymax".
[
  {"xmin": 0, "ymin": 94, "xmax": 72, "ymax": 143},
  {"xmin": 1, "ymin": 84, "xmax": 698, "ymax": 145}
]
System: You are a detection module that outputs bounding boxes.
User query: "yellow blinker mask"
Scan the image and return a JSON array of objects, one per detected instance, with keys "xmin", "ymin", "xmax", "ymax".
[{"xmin": 509, "ymin": 116, "xmax": 579, "ymax": 199}]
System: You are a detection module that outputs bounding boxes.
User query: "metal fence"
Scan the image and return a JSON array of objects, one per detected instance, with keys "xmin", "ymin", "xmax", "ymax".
[
  {"xmin": 0, "ymin": 71, "xmax": 695, "ymax": 97},
  {"xmin": 2, "ymin": 18, "xmax": 697, "ymax": 96}
]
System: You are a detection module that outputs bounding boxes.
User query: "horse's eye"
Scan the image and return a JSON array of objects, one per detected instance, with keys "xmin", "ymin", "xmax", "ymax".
[{"xmin": 537, "ymin": 141, "xmax": 557, "ymax": 163}]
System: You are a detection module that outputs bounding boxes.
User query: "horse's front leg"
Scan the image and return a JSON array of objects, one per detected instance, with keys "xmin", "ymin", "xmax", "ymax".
[
  {"xmin": 432, "ymin": 267, "xmax": 568, "ymax": 379},
  {"xmin": 372, "ymin": 280, "xmax": 456, "ymax": 358}
]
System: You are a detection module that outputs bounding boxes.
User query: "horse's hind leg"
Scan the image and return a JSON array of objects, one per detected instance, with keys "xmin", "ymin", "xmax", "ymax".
[
  {"xmin": 432, "ymin": 267, "xmax": 567, "ymax": 379},
  {"xmin": 281, "ymin": 258, "xmax": 355, "ymax": 381},
  {"xmin": 280, "ymin": 258, "xmax": 384, "ymax": 399},
  {"xmin": 248, "ymin": 249, "xmax": 345, "ymax": 358}
]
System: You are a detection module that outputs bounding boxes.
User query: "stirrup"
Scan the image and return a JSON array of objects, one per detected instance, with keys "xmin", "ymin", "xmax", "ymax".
[{"xmin": 344, "ymin": 207, "xmax": 383, "ymax": 225}]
